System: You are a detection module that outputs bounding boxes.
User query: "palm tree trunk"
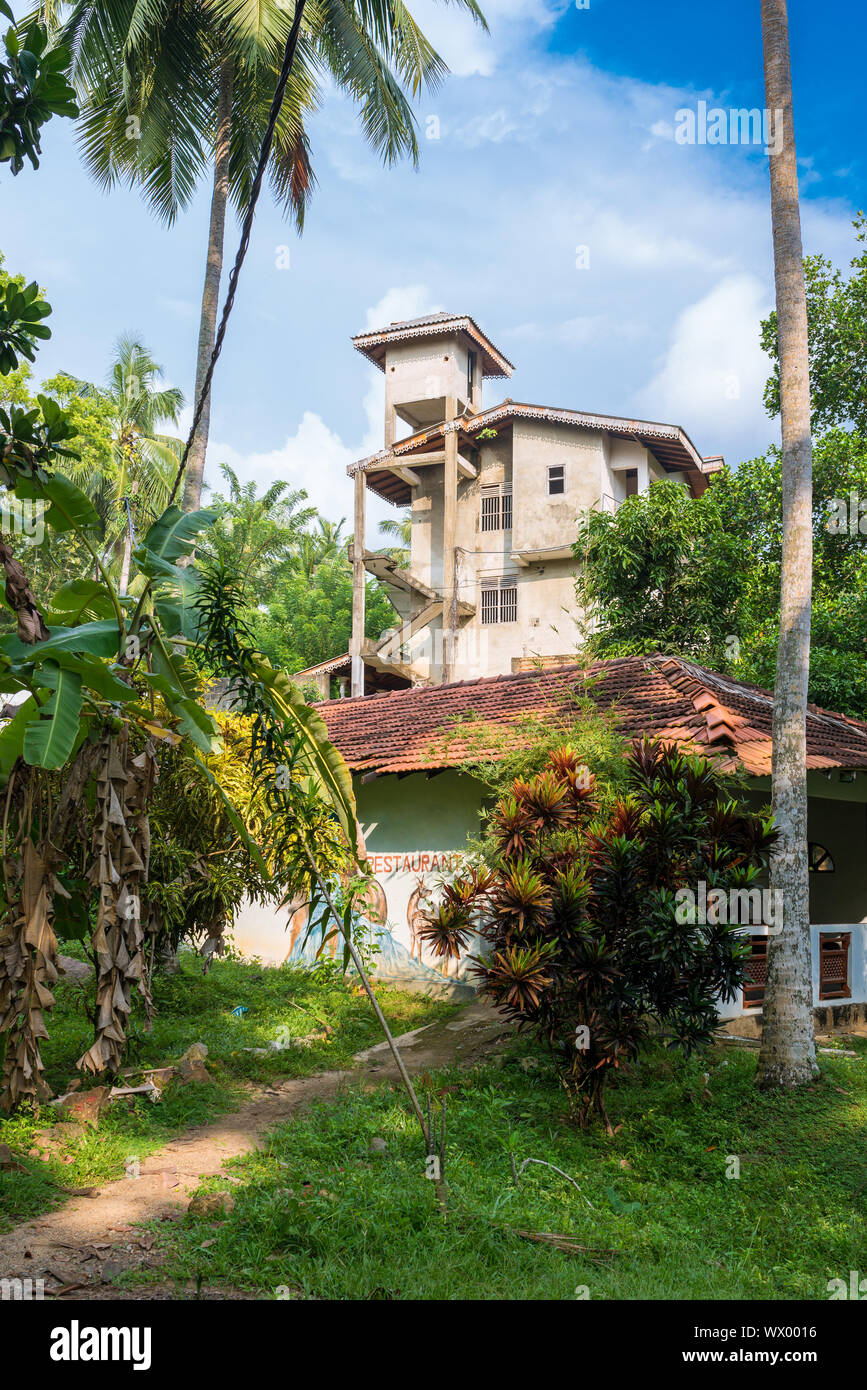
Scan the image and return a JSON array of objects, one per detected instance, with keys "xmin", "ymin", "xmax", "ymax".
[
  {"xmin": 182, "ymin": 57, "xmax": 234, "ymax": 514},
  {"xmin": 119, "ymin": 519, "xmax": 132, "ymax": 597},
  {"xmin": 118, "ymin": 475, "xmax": 139, "ymax": 597},
  {"xmin": 756, "ymin": 0, "xmax": 817, "ymax": 1089}
]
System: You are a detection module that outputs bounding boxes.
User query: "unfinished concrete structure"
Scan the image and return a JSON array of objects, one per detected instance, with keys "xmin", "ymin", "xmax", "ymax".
[{"xmin": 338, "ymin": 312, "xmax": 723, "ymax": 697}]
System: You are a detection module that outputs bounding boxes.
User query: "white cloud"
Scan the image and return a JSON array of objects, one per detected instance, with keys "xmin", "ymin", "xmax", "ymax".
[
  {"xmin": 196, "ymin": 372, "xmax": 395, "ymax": 531},
  {"xmin": 633, "ymin": 274, "xmax": 774, "ymax": 458},
  {"xmin": 409, "ymin": 0, "xmax": 561, "ymax": 78},
  {"xmin": 458, "ymin": 108, "xmax": 520, "ymax": 147},
  {"xmin": 364, "ymin": 285, "xmax": 442, "ymax": 330},
  {"xmin": 9, "ymin": 3, "xmax": 859, "ymax": 514}
]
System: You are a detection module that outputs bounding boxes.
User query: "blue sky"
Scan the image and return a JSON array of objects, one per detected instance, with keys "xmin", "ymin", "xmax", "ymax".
[{"xmin": 1, "ymin": 0, "xmax": 864, "ymax": 532}]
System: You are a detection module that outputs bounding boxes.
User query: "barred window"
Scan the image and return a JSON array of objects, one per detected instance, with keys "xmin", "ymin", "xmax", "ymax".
[
  {"xmin": 481, "ymin": 585, "xmax": 517, "ymax": 624},
  {"xmin": 481, "ymin": 588, "xmax": 500, "ymax": 624},
  {"xmin": 480, "ymin": 485, "xmax": 513, "ymax": 532},
  {"xmin": 481, "ymin": 491, "xmax": 500, "ymax": 531},
  {"xmin": 819, "ymin": 933, "xmax": 850, "ymax": 1001}
]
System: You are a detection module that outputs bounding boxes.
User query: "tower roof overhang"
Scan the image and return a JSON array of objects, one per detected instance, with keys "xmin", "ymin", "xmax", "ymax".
[{"xmin": 352, "ymin": 312, "xmax": 514, "ymax": 378}]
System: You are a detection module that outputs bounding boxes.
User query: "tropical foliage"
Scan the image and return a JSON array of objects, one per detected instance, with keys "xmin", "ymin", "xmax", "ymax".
[
  {"xmin": 574, "ymin": 478, "xmax": 743, "ymax": 671},
  {"xmin": 0, "ymin": 1, "xmax": 77, "ymax": 173},
  {"xmin": 250, "ymin": 553, "xmax": 395, "ymax": 680},
  {"xmin": 418, "ymin": 740, "xmax": 776, "ymax": 1128},
  {"xmin": 0, "ymin": 267, "xmax": 361, "ymax": 1110},
  {"xmin": 576, "ymin": 441, "xmax": 867, "ymax": 719},
  {"xmin": 761, "ymin": 214, "xmax": 867, "ymax": 436},
  {"xmin": 56, "ymin": 0, "xmax": 488, "ymax": 509}
]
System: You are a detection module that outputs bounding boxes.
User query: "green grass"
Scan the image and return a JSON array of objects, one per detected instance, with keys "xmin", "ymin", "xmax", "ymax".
[
  {"xmin": 139, "ymin": 1034, "xmax": 867, "ymax": 1301},
  {"xmin": 0, "ymin": 952, "xmax": 457, "ymax": 1232}
]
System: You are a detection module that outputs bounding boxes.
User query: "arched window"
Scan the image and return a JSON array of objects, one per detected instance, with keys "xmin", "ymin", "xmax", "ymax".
[{"xmin": 808, "ymin": 842, "xmax": 835, "ymax": 873}]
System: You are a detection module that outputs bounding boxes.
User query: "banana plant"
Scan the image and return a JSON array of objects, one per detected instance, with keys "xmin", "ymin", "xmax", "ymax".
[{"xmin": 0, "ymin": 247, "xmax": 362, "ymax": 1114}]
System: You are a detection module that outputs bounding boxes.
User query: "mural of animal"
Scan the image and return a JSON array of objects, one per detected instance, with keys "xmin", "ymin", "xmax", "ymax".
[
  {"xmin": 406, "ymin": 875, "xmax": 431, "ymax": 964},
  {"xmin": 357, "ymin": 876, "xmax": 388, "ymax": 926}
]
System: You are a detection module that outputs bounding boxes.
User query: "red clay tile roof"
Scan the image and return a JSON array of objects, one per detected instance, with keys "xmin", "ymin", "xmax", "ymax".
[{"xmin": 318, "ymin": 655, "xmax": 867, "ymax": 779}]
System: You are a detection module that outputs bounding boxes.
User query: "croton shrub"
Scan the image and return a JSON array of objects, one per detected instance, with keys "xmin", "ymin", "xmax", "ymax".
[{"xmin": 419, "ymin": 739, "xmax": 776, "ymax": 1128}]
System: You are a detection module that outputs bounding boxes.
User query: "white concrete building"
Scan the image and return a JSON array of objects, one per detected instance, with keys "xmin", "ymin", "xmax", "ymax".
[{"xmin": 333, "ymin": 311, "xmax": 723, "ymax": 698}]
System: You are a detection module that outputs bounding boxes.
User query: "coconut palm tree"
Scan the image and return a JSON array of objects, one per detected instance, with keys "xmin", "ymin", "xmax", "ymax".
[
  {"xmin": 200, "ymin": 462, "xmax": 317, "ymax": 601},
  {"xmin": 293, "ymin": 515, "xmax": 346, "ymax": 579},
  {"xmin": 755, "ymin": 0, "xmax": 818, "ymax": 1089},
  {"xmin": 65, "ymin": 335, "xmax": 184, "ymax": 594},
  {"xmin": 57, "ymin": 0, "xmax": 487, "ymax": 512},
  {"xmin": 378, "ymin": 510, "xmax": 410, "ymax": 564}
]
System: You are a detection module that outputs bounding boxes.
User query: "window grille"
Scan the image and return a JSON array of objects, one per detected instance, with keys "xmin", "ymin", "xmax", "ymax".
[
  {"xmin": 819, "ymin": 933, "xmax": 851, "ymax": 1000},
  {"xmin": 481, "ymin": 490, "xmax": 500, "ymax": 531},
  {"xmin": 481, "ymin": 588, "xmax": 500, "ymax": 624},
  {"xmin": 480, "ymin": 485, "xmax": 513, "ymax": 532},
  {"xmin": 481, "ymin": 584, "xmax": 518, "ymax": 624},
  {"xmin": 743, "ymin": 936, "xmax": 768, "ymax": 1009},
  {"xmin": 500, "ymin": 585, "xmax": 517, "ymax": 622}
]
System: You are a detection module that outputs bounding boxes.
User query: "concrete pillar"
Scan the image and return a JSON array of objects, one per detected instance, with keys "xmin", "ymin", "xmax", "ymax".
[
  {"xmin": 350, "ymin": 469, "xmax": 366, "ymax": 697},
  {"xmin": 441, "ymin": 395, "xmax": 458, "ymax": 684},
  {"xmin": 638, "ymin": 450, "xmax": 651, "ymax": 494}
]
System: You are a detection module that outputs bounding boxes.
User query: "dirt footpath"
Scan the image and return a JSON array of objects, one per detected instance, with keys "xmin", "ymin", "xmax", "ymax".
[{"xmin": 0, "ymin": 1000, "xmax": 512, "ymax": 1300}]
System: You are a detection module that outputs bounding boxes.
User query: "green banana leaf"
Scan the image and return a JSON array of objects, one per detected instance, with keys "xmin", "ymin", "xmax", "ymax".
[
  {"xmin": 0, "ymin": 696, "xmax": 39, "ymax": 780},
  {"xmin": 49, "ymin": 652, "xmax": 136, "ymax": 704},
  {"xmin": 168, "ymin": 695, "xmax": 221, "ymax": 755},
  {"xmin": 0, "ymin": 619, "xmax": 121, "ymax": 663},
  {"xmin": 46, "ymin": 578, "xmax": 116, "ymax": 624},
  {"xmin": 138, "ymin": 505, "xmax": 218, "ymax": 571},
  {"xmin": 250, "ymin": 657, "xmax": 358, "ymax": 850},
  {"xmin": 23, "ymin": 663, "xmax": 83, "ymax": 769},
  {"xmin": 12, "ymin": 472, "xmax": 100, "ymax": 533}
]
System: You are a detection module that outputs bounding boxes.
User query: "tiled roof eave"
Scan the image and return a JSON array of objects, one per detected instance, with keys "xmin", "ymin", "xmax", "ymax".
[
  {"xmin": 347, "ymin": 401, "xmax": 708, "ymax": 478},
  {"xmin": 352, "ymin": 315, "xmax": 514, "ymax": 377},
  {"xmin": 318, "ymin": 655, "xmax": 867, "ymax": 780}
]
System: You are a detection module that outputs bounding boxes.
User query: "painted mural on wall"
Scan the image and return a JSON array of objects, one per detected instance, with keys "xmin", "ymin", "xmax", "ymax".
[{"xmin": 281, "ymin": 849, "xmax": 480, "ymax": 982}]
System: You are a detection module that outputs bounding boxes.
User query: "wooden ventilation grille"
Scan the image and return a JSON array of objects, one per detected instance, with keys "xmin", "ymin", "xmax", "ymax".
[
  {"xmin": 819, "ymin": 933, "xmax": 851, "ymax": 1001},
  {"xmin": 743, "ymin": 935, "xmax": 768, "ymax": 1009}
]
